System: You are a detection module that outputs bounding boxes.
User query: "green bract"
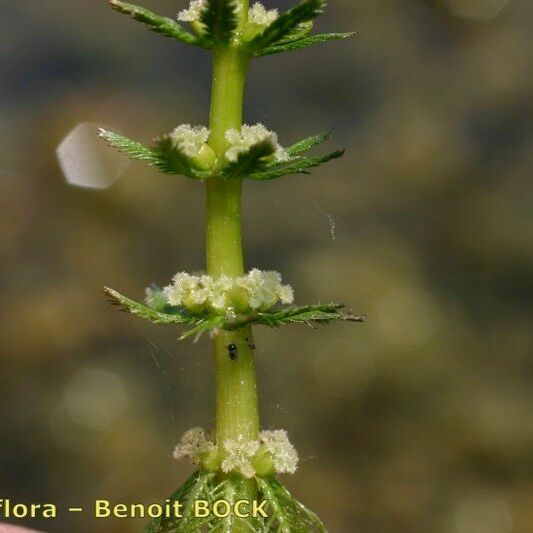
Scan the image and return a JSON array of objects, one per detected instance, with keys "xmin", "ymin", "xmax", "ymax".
[
  {"xmin": 104, "ymin": 287, "xmax": 364, "ymax": 340},
  {"xmin": 144, "ymin": 471, "xmax": 326, "ymax": 533},
  {"xmin": 109, "ymin": 0, "xmax": 354, "ymax": 55},
  {"xmin": 100, "ymin": 126, "xmax": 343, "ymax": 182}
]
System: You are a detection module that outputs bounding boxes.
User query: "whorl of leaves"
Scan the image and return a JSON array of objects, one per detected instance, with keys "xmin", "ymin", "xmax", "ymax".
[
  {"xmin": 144, "ymin": 472, "xmax": 325, "ymax": 532},
  {"xmin": 104, "ymin": 286, "xmax": 364, "ymax": 340}
]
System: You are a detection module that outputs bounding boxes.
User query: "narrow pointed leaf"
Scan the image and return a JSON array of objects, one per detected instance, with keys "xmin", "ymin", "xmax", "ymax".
[
  {"xmin": 223, "ymin": 303, "xmax": 365, "ymax": 329},
  {"xmin": 109, "ymin": 0, "xmax": 205, "ymax": 47},
  {"xmin": 257, "ymin": 477, "xmax": 326, "ymax": 532},
  {"xmin": 104, "ymin": 287, "xmax": 197, "ymax": 325},
  {"xmin": 145, "ymin": 471, "xmax": 217, "ymax": 533},
  {"xmin": 285, "ymin": 130, "xmax": 333, "ymax": 157},
  {"xmin": 255, "ymin": 32, "xmax": 355, "ymax": 56},
  {"xmin": 249, "ymin": 150, "xmax": 345, "ymax": 181},
  {"xmin": 201, "ymin": 0, "xmax": 238, "ymax": 44},
  {"xmin": 247, "ymin": 0, "xmax": 326, "ymax": 52},
  {"xmin": 99, "ymin": 129, "xmax": 158, "ymax": 164},
  {"xmin": 221, "ymin": 139, "xmax": 277, "ymax": 178},
  {"xmin": 99, "ymin": 130, "xmax": 211, "ymax": 180}
]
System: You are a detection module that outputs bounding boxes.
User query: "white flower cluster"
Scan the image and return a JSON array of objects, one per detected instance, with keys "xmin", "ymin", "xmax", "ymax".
[
  {"xmin": 170, "ymin": 124, "xmax": 210, "ymax": 158},
  {"xmin": 162, "ymin": 269, "xmax": 294, "ymax": 314},
  {"xmin": 178, "ymin": 1, "xmax": 277, "ymax": 28},
  {"xmin": 248, "ymin": 3, "xmax": 279, "ymax": 27},
  {"xmin": 225, "ymin": 124, "xmax": 289, "ymax": 164},
  {"xmin": 221, "ymin": 436, "xmax": 260, "ymax": 478},
  {"xmin": 173, "ymin": 428, "xmax": 299, "ymax": 478},
  {"xmin": 260, "ymin": 430, "xmax": 299, "ymax": 474},
  {"xmin": 173, "ymin": 427, "xmax": 216, "ymax": 465},
  {"xmin": 177, "ymin": 0, "xmax": 207, "ymax": 23},
  {"xmin": 238, "ymin": 269, "xmax": 294, "ymax": 310}
]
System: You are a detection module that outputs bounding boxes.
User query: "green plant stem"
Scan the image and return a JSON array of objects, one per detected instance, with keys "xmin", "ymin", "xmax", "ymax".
[{"xmin": 206, "ymin": 41, "xmax": 259, "ymax": 450}]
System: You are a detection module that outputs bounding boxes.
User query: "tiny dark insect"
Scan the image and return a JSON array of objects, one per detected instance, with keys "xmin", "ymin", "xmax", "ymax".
[{"xmin": 227, "ymin": 343, "xmax": 238, "ymax": 361}]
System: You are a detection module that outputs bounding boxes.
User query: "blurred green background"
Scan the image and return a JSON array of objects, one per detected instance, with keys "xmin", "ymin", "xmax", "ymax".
[{"xmin": 1, "ymin": 0, "xmax": 533, "ymax": 531}]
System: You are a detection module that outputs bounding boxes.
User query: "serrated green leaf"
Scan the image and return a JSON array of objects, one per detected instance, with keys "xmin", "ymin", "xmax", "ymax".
[
  {"xmin": 285, "ymin": 130, "xmax": 333, "ymax": 157},
  {"xmin": 99, "ymin": 129, "xmax": 159, "ymax": 164},
  {"xmin": 99, "ymin": 130, "xmax": 211, "ymax": 180},
  {"xmin": 257, "ymin": 477, "xmax": 326, "ymax": 532},
  {"xmin": 104, "ymin": 287, "xmax": 198, "ymax": 325},
  {"xmin": 223, "ymin": 303, "xmax": 365, "ymax": 330},
  {"xmin": 254, "ymin": 32, "xmax": 355, "ymax": 56},
  {"xmin": 274, "ymin": 21, "xmax": 314, "ymax": 45},
  {"xmin": 109, "ymin": 0, "xmax": 206, "ymax": 47},
  {"xmin": 145, "ymin": 471, "xmax": 217, "ymax": 533},
  {"xmin": 247, "ymin": 0, "xmax": 326, "ymax": 52},
  {"xmin": 152, "ymin": 136, "xmax": 211, "ymax": 180},
  {"xmin": 201, "ymin": 0, "xmax": 239, "ymax": 44},
  {"xmin": 221, "ymin": 139, "xmax": 277, "ymax": 179},
  {"xmin": 249, "ymin": 150, "xmax": 345, "ymax": 181}
]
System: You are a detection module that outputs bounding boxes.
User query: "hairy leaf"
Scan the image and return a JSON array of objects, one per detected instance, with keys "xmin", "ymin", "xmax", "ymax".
[
  {"xmin": 224, "ymin": 303, "xmax": 365, "ymax": 330},
  {"xmin": 201, "ymin": 0, "xmax": 239, "ymax": 44},
  {"xmin": 104, "ymin": 287, "xmax": 198, "ymax": 326},
  {"xmin": 285, "ymin": 130, "xmax": 333, "ymax": 157},
  {"xmin": 109, "ymin": 0, "xmax": 205, "ymax": 47},
  {"xmin": 255, "ymin": 32, "xmax": 355, "ymax": 56},
  {"xmin": 247, "ymin": 0, "xmax": 326, "ymax": 52},
  {"xmin": 98, "ymin": 129, "xmax": 158, "ymax": 164},
  {"xmin": 221, "ymin": 139, "xmax": 277, "ymax": 179},
  {"xmin": 258, "ymin": 477, "xmax": 326, "ymax": 532},
  {"xmin": 249, "ymin": 150, "xmax": 345, "ymax": 181},
  {"xmin": 99, "ymin": 130, "xmax": 211, "ymax": 180},
  {"xmin": 145, "ymin": 471, "xmax": 217, "ymax": 533}
]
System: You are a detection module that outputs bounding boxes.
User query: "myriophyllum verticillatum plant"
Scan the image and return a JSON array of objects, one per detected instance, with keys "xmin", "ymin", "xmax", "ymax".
[{"xmin": 69, "ymin": 0, "xmax": 362, "ymax": 530}]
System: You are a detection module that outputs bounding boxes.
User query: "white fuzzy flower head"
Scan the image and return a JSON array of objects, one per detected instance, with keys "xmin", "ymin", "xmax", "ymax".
[
  {"xmin": 173, "ymin": 427, "xmax": 216, "ymax": 465},
  {"xmin": 237, "ymin": 268, "xmax": 294, "ymax": 310},
  {"xmin": 170, "ymin": 124, "xmax": 210, "ymax": 158},
  {"xmin": 225, "ymin": 123, "xmax": 289, "ymax": 164},
  {"xmin": 221, "ymin": 435, "xmax": 260, "ymax": 478},
  {"xmin": 162, "ymin": 269, "xmax": 294, "ymax": 313},
  {"xmin": 163, "ymin": 272, "xmax": 206, "ymax": 311},
  {"xmin": 260, "ymin": 430, "xmax": 299, "ymax": 474},
  {"xmin": 177, "ymin": 0, "xmax": 207, "ymax": 22},
  {"xmin": 248, "ymin": 3, "xmax": 279, "ymax": 27}
]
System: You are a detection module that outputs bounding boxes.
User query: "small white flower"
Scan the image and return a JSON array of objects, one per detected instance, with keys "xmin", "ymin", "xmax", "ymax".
[
  {"xmin": 170, "ymin": 124, "xmax": 211, "ymax": 158},
  {"xmin": 221, "ymin": 435, "xmax": 260, "ymax": 478},
  {"xmin": 163, "ymin": 272, "xmax": 204, "ymax": 307},
  {"xmin": 278, "ymin": 285, "xmax": 294, "ymax": 305},
  {"xmin": 173, "ymin": 427, "xmax": 216, "ymax": 464},
  {"xmin": 248, "ymin": 3, "xmax": 279, "ymax": 27},
  {"xmin": 260, "ymin": 430, "xmax": 299, "ymax": 474},
  {"xmin": 237, "ymin": 268, "xmax": 294, "ymax": 310},
  {"xmin": 177, "ymin": 0, "xmax": 207, "ymax": 22},
  {"xmin": 225, "ymin": 123, "xmax": 289, "ymax": 164}
]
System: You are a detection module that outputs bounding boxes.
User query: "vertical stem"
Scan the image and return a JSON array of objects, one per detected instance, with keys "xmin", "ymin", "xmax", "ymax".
[{"xmin": 206, "ymin": 39, "xmax": 259, "ymax": 447}]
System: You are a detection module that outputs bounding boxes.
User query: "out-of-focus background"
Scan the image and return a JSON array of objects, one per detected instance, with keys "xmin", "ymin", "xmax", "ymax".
[{"xmin": 1, "ymin": 0, "xmax": 532, "ymax": 531}]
